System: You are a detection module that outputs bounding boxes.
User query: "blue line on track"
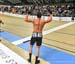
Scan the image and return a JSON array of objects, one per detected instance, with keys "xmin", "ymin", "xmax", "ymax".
[
  {"xmin": 0, "ymin": 31, "xmax": 75, "ymax": 64},
  {"xmin": 0, "ymin": 31, "xmax": 22, "ymax": 42}
]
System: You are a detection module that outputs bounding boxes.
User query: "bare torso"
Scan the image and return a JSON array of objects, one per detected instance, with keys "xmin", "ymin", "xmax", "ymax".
[
  {"xmin": 33, "ymin": 19, "xmax": 45, "ymax": 32},
  {"xmin": 24, "ymin": 14, "xmax": 52, "ymax": 32}
]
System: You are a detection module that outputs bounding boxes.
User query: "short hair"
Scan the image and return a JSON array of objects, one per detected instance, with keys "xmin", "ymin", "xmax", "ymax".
[{"xmin": 37, "ymin": 12, "xmax": 42, "ymax": 18}]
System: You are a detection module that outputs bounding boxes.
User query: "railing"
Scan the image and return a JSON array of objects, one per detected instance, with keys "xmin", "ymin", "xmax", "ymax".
[{"xmin": 0, "ymin": 11, "xmax": 75, "ymax": 22}]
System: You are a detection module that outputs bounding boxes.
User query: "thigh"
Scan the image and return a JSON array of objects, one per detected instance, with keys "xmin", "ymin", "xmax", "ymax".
[
  {"xmin": 36, "ymin": 37, "xmax": 42, "ymax": 46},
  {"xmin": 30, "ymin": 37, "xmax": 36, "ymax": 45}
]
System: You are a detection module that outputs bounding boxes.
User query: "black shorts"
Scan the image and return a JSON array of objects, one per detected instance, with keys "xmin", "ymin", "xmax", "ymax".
[{"xmin": 30, "ymin": 37, "xmax": 42, "ymax": 46}]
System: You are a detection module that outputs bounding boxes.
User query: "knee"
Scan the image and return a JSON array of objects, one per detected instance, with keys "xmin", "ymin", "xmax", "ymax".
[{"xmin": 37, "ymin": 46, "xmax": 41, "ymax": 48}]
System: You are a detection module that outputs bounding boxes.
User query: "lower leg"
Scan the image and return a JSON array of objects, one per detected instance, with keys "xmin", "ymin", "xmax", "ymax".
[
  {"xmin": 29, "ymin": 44, "xmax": 33, "ymax": 53},
  {"xmin": 28, "ymin": 44, "xmax": 33, "ymax": 62},
  {"xmin": 35, "ymin": 46, "xmax": 40, "ymax": 64}
]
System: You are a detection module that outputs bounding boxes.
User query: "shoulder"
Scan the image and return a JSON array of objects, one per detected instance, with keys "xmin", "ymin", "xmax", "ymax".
[
  {"xmin": 33, "ymin": 19, "xmax": 38, "ymax": 22},
  {"xmin": 41, "ymin": 19, "xmax": 46, "ymax": 23}
]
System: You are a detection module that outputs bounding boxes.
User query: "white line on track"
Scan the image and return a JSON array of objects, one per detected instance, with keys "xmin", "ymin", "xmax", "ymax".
[
  {"xmin": 12, "ymin": 22, "xmax": 75, "ymax": 45},
  {"xmin": 0, "ymin": 43, "xmax": 30, "ymax": 64}
]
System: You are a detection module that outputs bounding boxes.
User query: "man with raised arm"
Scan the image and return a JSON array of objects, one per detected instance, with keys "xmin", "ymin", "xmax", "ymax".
[{"xmin": 24, "ymin": 10, "xmax": 52, "ymax": 64}]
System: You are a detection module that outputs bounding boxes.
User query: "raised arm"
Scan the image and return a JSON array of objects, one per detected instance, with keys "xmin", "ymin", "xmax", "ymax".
[
  {"xmin": 45, "ymin": 14, "xmax": 52, "ymax": 23},
  {"xmin": 24, "ymin": 14, "xmax": 33, "ymax": 23},
  {"xmin": 45, "ymin": 9, "xmax": 53, "ymax": 23}
]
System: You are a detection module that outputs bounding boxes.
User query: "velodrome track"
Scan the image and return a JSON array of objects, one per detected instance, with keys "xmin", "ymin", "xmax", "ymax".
[{"xmin": 0, "ymin": 14, "xmax": 75, "ymax": 64}]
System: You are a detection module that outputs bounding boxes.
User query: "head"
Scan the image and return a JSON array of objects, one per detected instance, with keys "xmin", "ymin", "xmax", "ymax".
[{"xmin": 37, "ymin": 12, "xmax": 42, "ymax": 18}]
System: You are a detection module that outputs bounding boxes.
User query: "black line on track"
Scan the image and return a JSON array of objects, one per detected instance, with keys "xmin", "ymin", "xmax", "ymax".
[
  {"xmin": 55, "ymin": 31, "xmax": 75, "ymax": 36},
  {"xmin": 44, "ymin": 42, "xmax": 75, "ymax": 54},
  {"xmin": 44, "ymin": 38, "xmax": 75, "ymax": 46}
]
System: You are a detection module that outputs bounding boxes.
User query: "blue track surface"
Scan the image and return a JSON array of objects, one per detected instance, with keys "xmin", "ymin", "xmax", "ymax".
[
  {"xmin": 0, "ymin": 32, "xmax": 21, "ymax": 42},
  {"xmin": 0, "ymin": 31, "xmax": 75, "ymax": 64}
]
